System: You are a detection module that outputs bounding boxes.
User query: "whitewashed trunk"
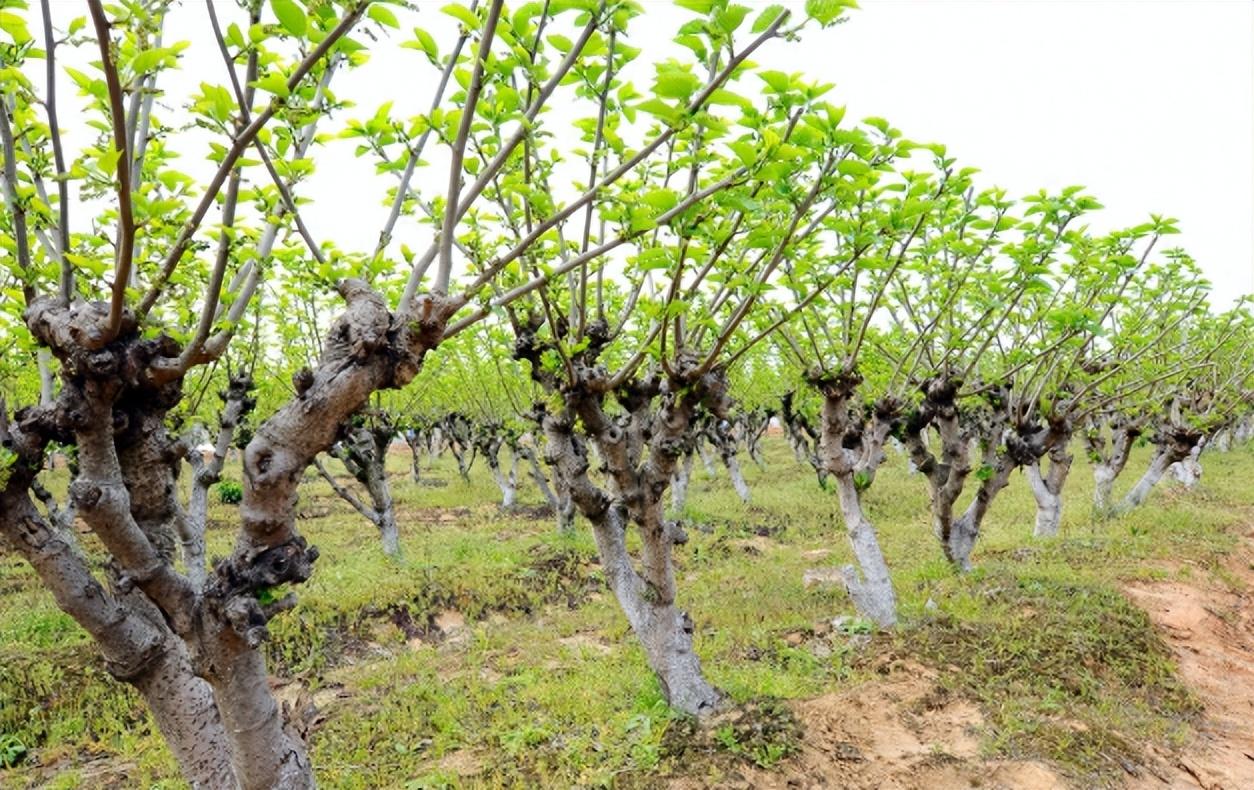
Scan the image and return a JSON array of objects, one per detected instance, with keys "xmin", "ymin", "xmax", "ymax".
[{"xmin": 831, "ymin": 472, "xmax": 897, "ymax": 626}]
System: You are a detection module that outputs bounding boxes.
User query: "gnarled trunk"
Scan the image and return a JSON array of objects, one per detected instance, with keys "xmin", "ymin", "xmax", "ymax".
[
  {"xmin": 1168, "ymin": 437, "xmax": 1204, "ymax": 488},
  {"xmin": 1026, "ymin": 451, "xmax": 1071, "ymax": 538},
  {"xmin": 318, "ymin": 413, "xmax": 402, "ymax": 557},
  {"xmin": 811, "ymin": 377, "xmax": 898, "ymax": 626},
  {"xmin": 1120, "ymin": 429, "xmax": 1201, "ymax": 512},
  {"xmin": 537, "ymin": 364, "xmax": 725, "ymax": 716}
]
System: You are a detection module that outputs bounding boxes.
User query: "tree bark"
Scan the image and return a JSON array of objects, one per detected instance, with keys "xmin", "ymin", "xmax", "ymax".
[
  {"xmin": 812, "ymin": 375, "xmax": 898, "ymax": 626},
  {"xmin": 671, "ymin": 451, "xmax": 694, "ymax": 512},
  {"xmin": 1026, "ymin": 445, "xmax": 1072, "ymax": 538},
  {"xmin": 1168, "ymin": 437, "xmax": 1204, "ymax": 488}
]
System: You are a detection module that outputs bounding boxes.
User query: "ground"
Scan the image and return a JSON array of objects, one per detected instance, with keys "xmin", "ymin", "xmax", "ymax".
[{"xmin": 2, "ymin": 438, "xmax": 1252, "ymax": 788}]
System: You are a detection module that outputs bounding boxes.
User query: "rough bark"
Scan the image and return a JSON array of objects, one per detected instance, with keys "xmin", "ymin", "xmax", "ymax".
[
  {"xmin": 902, "ymin": 377, "xmax": 976, "ymax": 570},
  {"xmin": 183, "ymin": 374, "xmax": 255, "ymax": 587},
  {"xmin": 671, "ymin": 450, "xmax": 694, "ymax": 512},
  {"xmin": 402, "ymin": 428, "xmax": 425, "ymax": 482},
  {"xmin": 780, "ymin": 391, "xmax": 826, "ymax": 485},
  {"xmin": 1084, "ymin": 416, "xmax": 1143, "ymax": 516},
  {"xmin": 321, "ymin": 411, "xmax": 402, "ymax": 557},
  {"xmin": 810, "ymin": 373, "xmax": 898, "ymax": 627},
  {"xmin": 1168, "ymin": 437, "xmax": 1204, "ymax": 488},
  {"xmin": 442, "ymin": 413, "xmax": 476, "ymax": 482},
  {"xmin": 541, "ymin": 398, "xmax": 720, "ymax": 715},
  {"xmin": 1026, "ymin": 453, "xmax": 1069, "ymax": 538},
  {"xmin": 478, "ymin": 429, "xmax": 519, "ymax": 508},
  {"xmin": 1119, "ymin": 428, "xmax": 1202, "ymax": 512},
  {"xmin": 705, "ymin": 416, "xmax": 750, "ymax": 503}
]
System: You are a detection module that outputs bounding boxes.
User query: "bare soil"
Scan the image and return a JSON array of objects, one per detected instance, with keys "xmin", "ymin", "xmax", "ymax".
[
  {"xmin": 670, "ymin": 662, "xmax": 1064, "ymax": 790},
  {"xmin": 677, "ymin": 528, "xmax": 1254, "ymax": 790},
  {"xmin": 1123, "ymin": 526, "xmax": 1254, "ymax": 789}
]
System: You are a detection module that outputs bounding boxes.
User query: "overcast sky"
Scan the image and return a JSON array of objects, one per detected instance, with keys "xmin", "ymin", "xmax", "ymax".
[{"xmin": 30, "ymin": 0, "xmax": 1254, "ymax": 306}]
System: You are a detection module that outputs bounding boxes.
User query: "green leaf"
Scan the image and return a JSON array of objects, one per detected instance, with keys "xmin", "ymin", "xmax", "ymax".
[
  {"xmin": 654, "ymin": 69, "xmax": 699, "ymax": 100},
  {"xmin": 96, "ymin": 145, "xmax": 122, "ymax": 176},
  {"xmin": 368, "ymin": 4, "xmax": 400, "ymax": 28},
  {"xmin": 271, "ymin": 0, "xmax": 307, "ymax": 37},
  {"xmin": 254, "ymin": 73, "xmax": 291, "ymax": 98},
  {"xmin": 674, "ymin": 0, "xmax": 713, "ymax": 13},
  {"xmin": 751, "ymin": 4, "xmax": 787, "ymax": 33},
  {"xmin": 412, "ymin": 27, "xmax": 439, "ymax": 59},
  {"xmin": 636, "ymin": 98, "xmax": 680, "ymax": 123},
  {"xmin": 806, "ymin": 0, "xmax": 856, "ymax": 25},
  {"xmin": 837, "ymin": 159, "xmax": 870, "ymax": 177},
  {"xmin": 712, "ymin": 4, "xmax": 751, "ymax": 35},
  {"xmin": 442, "ymin": 3, "xmax": 481, "ymax": 30}
]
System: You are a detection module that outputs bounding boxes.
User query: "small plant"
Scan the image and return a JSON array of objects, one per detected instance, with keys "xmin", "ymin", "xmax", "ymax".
[
  {"xmin": 216, "ymin": 479, "xmax": 243, "ymax": 505},
  {"xmin": 0, "ymin": 733, "xmax": 27, "ymax": 768}
]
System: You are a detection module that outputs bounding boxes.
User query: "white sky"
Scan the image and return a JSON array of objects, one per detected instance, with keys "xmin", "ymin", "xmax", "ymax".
[{"xmin": 25, "ymin": 0, "xmax": 1254, "ymax": 306}]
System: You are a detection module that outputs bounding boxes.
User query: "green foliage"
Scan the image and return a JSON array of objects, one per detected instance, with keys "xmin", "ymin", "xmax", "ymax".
[{"xmin": 216, "ymin": 478, "xmax": 243, "ymax": 505}]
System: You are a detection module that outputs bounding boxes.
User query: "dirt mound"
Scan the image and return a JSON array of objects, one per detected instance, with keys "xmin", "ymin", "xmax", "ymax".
[
  {"xmin": 1123, "ymin": 527, "xmax": 1254, "ymax": 789},
  {"xmin": 671, "ymin": 663, "xmax": 1063, "ymax": 789}
]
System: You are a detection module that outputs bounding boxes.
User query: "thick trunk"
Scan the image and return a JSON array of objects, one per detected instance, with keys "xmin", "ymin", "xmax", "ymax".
[
  {"xmin": 1026, "ymin": 456, "xmax": 1070, "ymax": 538},
  {"xmin": 813, "ymin": 380, "xmax": 898, "ymax": 626},
  {"xmin": 722, "ymin": 451, "xmax": 751, "ymax": 503},
  {"xmin": 1, "ymin": 469, "xmax": 236, "ymax": 789},
  {"xmin": 365, "ymin": 463, "xmax": 400, "ymax": 557},
  {"xmin": 944, "ymin": 459, "xmax": 1014, "ymax": 571},
  {"xmin": 1120, "ymin": 448, "xmax": 1176, "ymax": 511},
  {"xmin": 1093, "ymin": 463, "xmax": 1117, "ymax": 514},
  {"xmin": 487, "ymin": 443, "xmax": 518, "ymax": 509},
  {"xmin": 540, "ymin": 373, "xmax": 723, "ymax": 716},
  {"xmin": 1087, "ymin": 423, "xmax": 1139, "ymax": 517},
  {"xmin": 403, "ymin": 430, "xmax": 423, "ymax": 482},
  {"xmin": 831, "ymin": 471, "xmax": 897, "ymax": 626},
  {"xmin": 556, "ymin": 489, "xmax": 577, "ymax": 534},
  {"xmin": 696, "ymin": 440, "xmax": 718, "ymax": 478},
  {"xmin": 1169, "ymin": 438, "xmax": 1204, "ymax": 488},
  {"xmin": 589, "ymin": 505, "xmax": 720, "ymax": 715},
  {"xmin": 134, "ymin": 639, "xmax": 240, "ymax": 789}
]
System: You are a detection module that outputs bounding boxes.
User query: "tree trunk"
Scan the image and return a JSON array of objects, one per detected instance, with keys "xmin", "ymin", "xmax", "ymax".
[
  {"xmin": 671, "ymin": 451, "xmax": 694, "ymax": 512},
  {"xmin": 696, "ymin": 440, "xmax": 718, "ymax": 478},
  {"xmin": 486, "ymin": 440, "xmax": 518, "ymax": 508},
  {"xmin": 1093, "ymin": 463, "xmax": 1117, "ymax": 515},
  {"xmin": 814, "ymin": 379, "xmax": 899, "ymax": 626},
  {"xmin": 1169, "ymin": 438, "xmax": 1204, "ymax": 488},
  {"xmin": 721, "ymin": 450, "xmax": 751, "ymax": 504},
  {"xmin": 134, "ymin": 639, "xmax": 240, "ymax": 789},
  {"xmin": 403, "ymin": 429, "xmax": 423, "ymax": 482},
  {"xmin": 541, "ymin": 382, "xmax": 722, "ymax": 716},
  {"xmin": 830, "ymin": 471, "xmax": 897, "ymax": 626},
  {"xmin": 1027, "ymin": 444, "xmax": 1072, "ymax": 538},
  {"xmin": 590, "ymin": 504, "xmax": 720, "ymax": 714},
  {"xmin": 1121, "ymin": 447, "xmax": 1176, "ymax": 510}
]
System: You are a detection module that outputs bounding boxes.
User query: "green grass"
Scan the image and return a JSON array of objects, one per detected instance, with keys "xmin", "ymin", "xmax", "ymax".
[{"xmin": 2, "ymin": 437, "xmax": 1253, "ymax": 787}]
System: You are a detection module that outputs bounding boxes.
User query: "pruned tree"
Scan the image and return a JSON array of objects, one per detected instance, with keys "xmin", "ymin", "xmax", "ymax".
[{"xmin": 0, "ymin": 0, "xmax": 844, "ymax": 780}]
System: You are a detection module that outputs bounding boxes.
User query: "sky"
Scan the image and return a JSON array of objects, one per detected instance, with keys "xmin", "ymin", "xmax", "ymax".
[{"xmin": 23, "ymin": 0, "xmax": 1254, "ymax": 306}]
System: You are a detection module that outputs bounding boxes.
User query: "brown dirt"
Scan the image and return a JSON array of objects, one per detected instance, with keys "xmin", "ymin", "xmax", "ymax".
[
  {"xmin": 671, "ymin": 662, "xmax": 1064, "ymax": 790},
  {"xmin": 1123, "ymin": 526, "xmax": 1254, "ymax": 789}
]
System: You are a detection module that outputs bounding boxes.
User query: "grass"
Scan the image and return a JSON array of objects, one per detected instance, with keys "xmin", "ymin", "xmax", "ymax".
[{"xmin": 2, "ymin": 436, "xmax": 1253, "ymax": 787}]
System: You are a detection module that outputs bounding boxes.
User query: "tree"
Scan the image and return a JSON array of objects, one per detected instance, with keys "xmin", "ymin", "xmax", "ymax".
[{"xmin": 0, "ymin": 0, "xmax": 845, "ymax": 781}]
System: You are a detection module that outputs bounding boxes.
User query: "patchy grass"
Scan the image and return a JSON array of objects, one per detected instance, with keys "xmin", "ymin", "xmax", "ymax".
[{"xmin": 3, "ymin": 438, "xmax": 1254, "ymax": 787}]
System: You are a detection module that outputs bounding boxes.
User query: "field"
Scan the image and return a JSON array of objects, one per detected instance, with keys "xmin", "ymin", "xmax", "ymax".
[{"xmin": 2, "ymin": 437, "xmax": 1253, "ymax": 788}]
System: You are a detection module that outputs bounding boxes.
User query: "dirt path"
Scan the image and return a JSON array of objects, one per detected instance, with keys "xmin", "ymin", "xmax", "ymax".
[
  {"xmin": 670, "ymin": 661, "xmax": 1065, "ymax": 790},
  {"xmin": 1124, "ymin": 526, "xmax": 1254, "ymax": 789}
]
